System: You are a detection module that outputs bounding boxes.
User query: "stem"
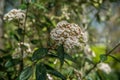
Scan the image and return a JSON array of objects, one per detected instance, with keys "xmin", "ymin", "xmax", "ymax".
[
  {"xmin": 106, "ymin": 42, "xmax": 120, "ymax": 56},
  {"xmin": 19, "ymin": 3, "xmax": 29, "ymax": 72},
  {"xmin": 109, "ymin": 54, "xmax": 120, "ymax": 63},
  {"xmin": 82, "ymin": 42, "xmax": 120, "ymax": 79}
]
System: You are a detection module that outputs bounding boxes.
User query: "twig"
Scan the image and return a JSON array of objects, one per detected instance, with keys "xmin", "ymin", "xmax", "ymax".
[
  {"xmin": 82, "ymin": 61, "xmax": 100, "ymax": 79},
  {"xmin": 19, "ymin": 2, "xmax": 29, "ymax": 72},
  {"xmin": 106, "ymin": 42, "xmax": 120, "ymax": 56},
  {"xmin": 82, "ymin": 42, "xmax": 120, "ymax": 79},
  {"xmin": 109, "ymin": 54, "xmax": 120, "ymax": 63}
]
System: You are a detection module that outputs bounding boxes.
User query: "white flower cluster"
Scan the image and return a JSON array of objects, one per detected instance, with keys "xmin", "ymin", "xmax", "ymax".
[
  {"xmin": 97, "ymin": 62, "xmax": 112, "ymax": 74},
  {"xmin": 50, "ymin": 21, "xmax": 87, "ymax": 51},
  {"xmin": 12, "ymin": 42, "xmax": 32, "ymax": 59},
  {"xmin": 3, "ymin": 9, "xmax": 25, "ymax": 23}
]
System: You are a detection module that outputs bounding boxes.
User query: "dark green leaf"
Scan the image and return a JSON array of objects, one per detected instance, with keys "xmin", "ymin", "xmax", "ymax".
[
  {"xmin": 44, "ymin": 16, "xmax": 53, "ymax": 26},
  {"xmin": 46, "ymin": 54, "xmax": 58, "ymax": 58},
  {"xmin": 57, "ymin": 45, "xmax": 65, "ymax": 67},
  {"xmin": 2, "ymin": 54, "xmax": 12, "ymax": 60},
  {"xmin": 30, "ymin": 39, "xmax": 39, "ymax": 44},
  {"xmin": 16, "ymin": 28, "xmax": 24, "ymax": 35},
  {"xmin": 100, "ymin": 54, "xmax": 107, "ymax": 62},
  {"xmin": 13, "ymin": 34, "xmax": 20, "ymax": 41},
  {"xmin": 64, "ymin": 53, "xmax": 76, "ymax": 63},
  {"xmin": 0, "ymin": 49, "xmax": 7, "ymax": 53},
  {"xmin": 32, "ymin": 48, "xmax": 48, "ymax": 61},
  {"xmin": 5, "ymin": 59, "xmax": 20, "ymax": 68},
  {"xmin": 36, "ymin": 63, "xmax": 46, "ymax": 80},
  {"xmin": 19, "ymin": 66, "xmax": 33, "ymax": 80},
  {"xmin": 5, "ymin": 60, "xmax": 13, "ymax": 68},
  {"xmin": 45, "ymin": 64, "xmax": 66, "ymax": 80}
]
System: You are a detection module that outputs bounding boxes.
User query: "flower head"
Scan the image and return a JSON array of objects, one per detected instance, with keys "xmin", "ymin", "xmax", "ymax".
[
  {"xmin": 50, "ymin": 21, "xmax": 88, "ymax": 52},
  {"xmin": 3, "ymin": 9, "xmax": 25, "ymax": 22},
  {"xmin": 97, "ymin": 62, "xmax": 112, "ymax": 74}
]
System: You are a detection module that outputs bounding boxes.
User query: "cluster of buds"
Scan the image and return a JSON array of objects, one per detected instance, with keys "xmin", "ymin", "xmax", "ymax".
[
  {"xmin": 50, "ymin": 21, "xmax": 88, "ymax": 52},
  {"xmin": 3, "ymin": 9, "xmax": 25, "ymax": 25}
]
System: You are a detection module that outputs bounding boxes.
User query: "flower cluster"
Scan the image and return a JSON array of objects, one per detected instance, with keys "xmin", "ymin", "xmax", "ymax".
[
  {"xmin": 3, "ymin": 9, "xmax": 25, "ymax": 24},
  {"xmin": 50, "ymin": 21, "xmax": 87, "ymax": 51},
  {"xmin": 12, "ymin": 42, "xmax": 32, "ymax": 59},
  {"xmin": 97, "ymin": 62, "xmax": 112, "ymax": 74}
]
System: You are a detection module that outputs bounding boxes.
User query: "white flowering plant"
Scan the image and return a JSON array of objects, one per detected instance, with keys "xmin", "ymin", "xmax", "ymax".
[{"xmin": 1, "ymin": 0, "xmax": 120, "ymax": 80}]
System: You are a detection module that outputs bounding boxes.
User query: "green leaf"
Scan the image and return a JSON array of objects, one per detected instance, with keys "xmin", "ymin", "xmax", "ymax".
[
  {"xmin": 100, "ymin": 54, "xmax": 107, "ymax": 62},
  {"xmin": 19, "ymin": 4, "xmax": 27, "ymax": 10},
  {"xmin": 64, "ymin": 53, "xmax": 76, "ymax": 63},
  {"xmin": 46, "ymin": 54, "xmax": 58, "ymax": 58},
  {"xmin": 13, "ymin": 34, "xmax": 20, "ymax": 41},
  {"xmin": 19, "ymin": 66, "xmax": 33, "ymax": 80},
  {"xmin": 91, "ymin": 45, "xmax": 106, "ymax": 62},
  {"xmin": 45, "ymin": 64, "xmax": 66, "ymax": 80},
  {"xmin": 16, "ymin": 28, "xmax": 24, "ymax": 35},
  {"xmin": 30, "ymin": 39, "xmax": 39, "ymax": 44},
  {"xmin": 57, "ymin": 45, "xmax": 76, "ymax": 66},
  {"xmin": 32, "ymin": 48, "xmax": 48, "ymax": 61},
  {"xmin": 0, "ymin": 49, "xmax": 8, "ymax": 53},
  {"xmin": 36, "ymin": 63, "xmax": 46, "ymax": 80},
  {"xmin": 57, "ymin": 45, "xmax": 65, "ymax": 67},
  {"xmin": 34, "ymin": 3, "xmax": 46, "ymax": 11},
  {"xmin": 5, "ymin": 60, "xmax": 13, "ymax": 68},
  {"xmin": 5, "ymin": 59, "xmax": 20, "ymax": 68}
]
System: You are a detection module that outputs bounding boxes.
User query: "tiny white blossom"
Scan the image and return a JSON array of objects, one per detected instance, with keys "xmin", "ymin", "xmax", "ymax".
[{"xmin": 47, "ymin": 74, "xmax": 53, "ymax": 80}]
